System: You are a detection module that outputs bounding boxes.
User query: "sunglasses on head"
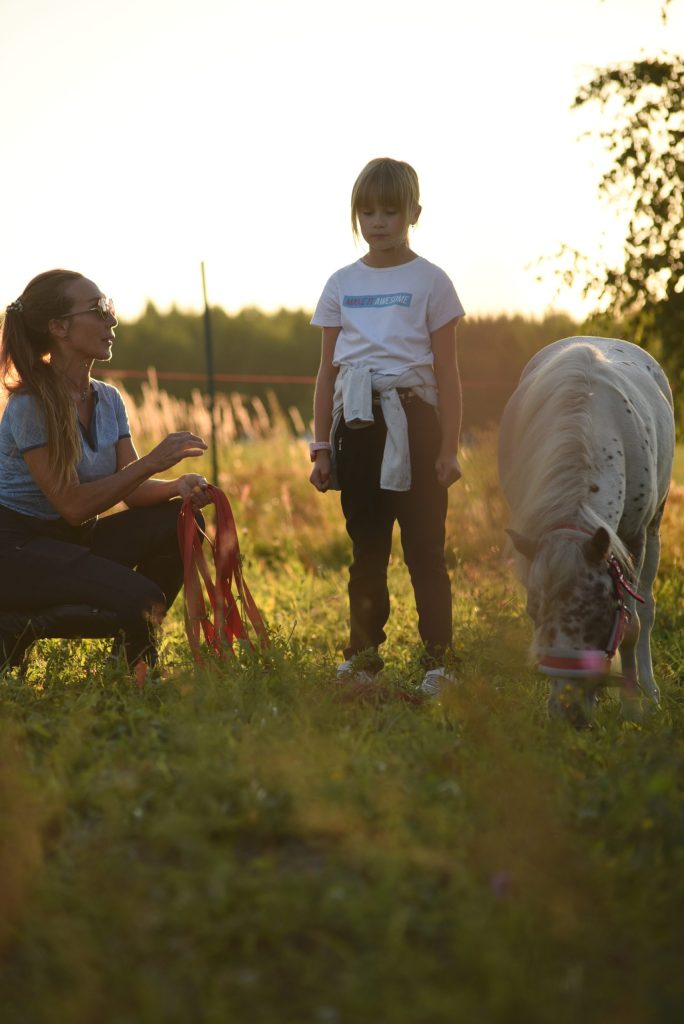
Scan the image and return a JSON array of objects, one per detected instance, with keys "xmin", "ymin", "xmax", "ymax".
[{"xmin": 60, "ymin": 296, "xmax": 116, "ymax": 321}]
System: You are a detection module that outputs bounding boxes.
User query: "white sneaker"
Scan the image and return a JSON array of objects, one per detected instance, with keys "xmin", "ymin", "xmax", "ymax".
[
  {"xmin": 335, "ymin": 660, "xmax": 378, "ymax": 686},
  {"xmin": 420, "ymin": 666, "xmax": 459, "ymax": 697}
]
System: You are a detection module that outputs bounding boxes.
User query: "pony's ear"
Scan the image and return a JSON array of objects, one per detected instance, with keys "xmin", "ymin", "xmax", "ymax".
[
  {"xmin": 584, "ymin": 527, "xmax": 611, "ymax": 565},
  {"xmin": 506, "ymin": 528, "xmax": 537, "ymax": 560}
]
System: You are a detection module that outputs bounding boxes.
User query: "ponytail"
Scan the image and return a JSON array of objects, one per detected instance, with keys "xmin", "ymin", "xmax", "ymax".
[{"xmin": 1, "ymin": 270, "xmax": 84, "ymax": 491}]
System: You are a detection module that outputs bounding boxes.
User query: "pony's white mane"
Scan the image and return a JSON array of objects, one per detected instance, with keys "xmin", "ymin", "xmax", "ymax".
[{"xmin": 510, "ymin": 342, "xmax": 631, "ymax": 573}]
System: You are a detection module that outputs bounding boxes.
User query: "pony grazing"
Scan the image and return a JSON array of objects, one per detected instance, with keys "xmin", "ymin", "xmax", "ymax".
[{"xmin": 498, "ymin": 337, "xmax": 675, "ymax": 723}]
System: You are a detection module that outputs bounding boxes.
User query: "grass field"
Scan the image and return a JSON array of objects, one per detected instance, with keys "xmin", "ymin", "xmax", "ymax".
[{"xmin": 1, "ymin": 414, "xmax": 684, "ymax": 1024}]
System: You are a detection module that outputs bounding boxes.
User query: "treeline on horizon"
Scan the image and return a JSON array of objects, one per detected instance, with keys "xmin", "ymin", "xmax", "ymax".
[{"xmin": 110, "ymin": 303, "xmax": 614, "ymax": 432}]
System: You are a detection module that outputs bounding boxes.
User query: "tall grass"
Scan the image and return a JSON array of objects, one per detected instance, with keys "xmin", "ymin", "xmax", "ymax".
[
  {"xmin": 1, "ymin": 382, "xmax": 684, "ymax": 1023},
  {"xmin": 118, "ymin": 370, "xmax": 307, "ymax": 449}
]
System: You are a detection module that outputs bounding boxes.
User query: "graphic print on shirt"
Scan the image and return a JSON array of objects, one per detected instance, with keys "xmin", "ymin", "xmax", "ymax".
[{"xmin": 343, "ymin": 293, "xmax": 413, "ymax": 309}]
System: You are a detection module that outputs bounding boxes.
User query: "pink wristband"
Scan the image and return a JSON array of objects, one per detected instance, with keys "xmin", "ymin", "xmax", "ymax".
[{"xmin": 309, "ymin": 441, "xmax": 332, "ymax": 462}]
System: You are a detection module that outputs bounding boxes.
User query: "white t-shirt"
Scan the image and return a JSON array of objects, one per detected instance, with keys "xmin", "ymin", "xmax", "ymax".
[{"xmin": 311, "ymin": 256, "xmax": 465, "ymax": 373}]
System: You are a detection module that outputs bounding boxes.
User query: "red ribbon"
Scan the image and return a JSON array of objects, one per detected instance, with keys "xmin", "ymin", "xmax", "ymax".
[{"xmin": 177, "ymin": 485, "xmax": 269, "ymax": 664}]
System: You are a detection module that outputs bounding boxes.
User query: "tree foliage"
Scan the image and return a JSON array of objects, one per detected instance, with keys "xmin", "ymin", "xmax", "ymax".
[{"xmin": 572, "ymin": 53, "xmax": 684, "ymax": 411}]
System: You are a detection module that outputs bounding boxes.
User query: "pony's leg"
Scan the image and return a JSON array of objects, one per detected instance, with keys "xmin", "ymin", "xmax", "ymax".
[
  {"xmin": 618, "ymin": 602, "xmax": 642, "ymax": 718},
  {"xmin": 633, "ymin": 525, "xmax": 662, "ymax": 704},
  {"xmin": 617, "ymin": 533, "xmax": 645, "ymax": 717}
]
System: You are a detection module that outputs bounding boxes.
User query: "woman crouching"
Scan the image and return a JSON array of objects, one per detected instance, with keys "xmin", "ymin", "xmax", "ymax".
[{"xmin": 0, "ymin": 269, "xmax": 211, "ymax": 674}]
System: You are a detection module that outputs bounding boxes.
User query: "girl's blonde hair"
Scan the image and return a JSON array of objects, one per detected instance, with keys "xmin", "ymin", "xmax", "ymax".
[
  {"xmin": 1, "ymin": 270, "xmax": 84, "ymax": 492},
  {"xmin": 351, "ymin": 157, "xmax": 421, "ymax": 241}
]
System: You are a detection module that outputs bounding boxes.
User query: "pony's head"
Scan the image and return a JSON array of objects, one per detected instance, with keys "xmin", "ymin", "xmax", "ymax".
[{"xmin": 507, "ymin": 525, "xmax": 636, "ymax": 681}]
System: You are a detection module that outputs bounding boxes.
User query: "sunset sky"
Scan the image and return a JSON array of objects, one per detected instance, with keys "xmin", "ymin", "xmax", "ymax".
[{"xmin": 2, "ymin": 0, "xmax": 681, "ymax": 322}]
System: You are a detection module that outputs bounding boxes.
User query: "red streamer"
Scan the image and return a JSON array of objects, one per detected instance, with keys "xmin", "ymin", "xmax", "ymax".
[{"xmin": 177, "ymin": 485, "xmax": 269, "ymax": 664}]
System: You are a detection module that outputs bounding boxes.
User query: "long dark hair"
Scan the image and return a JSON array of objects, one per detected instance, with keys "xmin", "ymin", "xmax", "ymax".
[{"xmin": 1, "ymin": 270, "xmax": 84, "ymax": 490}]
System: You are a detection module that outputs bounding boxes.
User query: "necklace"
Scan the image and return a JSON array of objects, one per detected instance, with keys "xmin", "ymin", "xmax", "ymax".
[{"xmin": 56, "ymin": 367, "xmax": 91, "ymax": 403}]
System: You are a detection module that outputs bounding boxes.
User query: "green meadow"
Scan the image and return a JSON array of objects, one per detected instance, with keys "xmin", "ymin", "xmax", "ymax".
[{"xmin": 2, "ymin": 429, "xmax": 684, "ymax": 1024}]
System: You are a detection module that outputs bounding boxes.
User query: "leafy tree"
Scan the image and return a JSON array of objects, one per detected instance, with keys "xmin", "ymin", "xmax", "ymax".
[{"xmin": 570, "ymin": 51, "xmax": 684, "ymax": 414}]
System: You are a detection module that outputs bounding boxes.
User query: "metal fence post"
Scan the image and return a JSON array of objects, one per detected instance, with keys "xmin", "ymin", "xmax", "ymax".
[{"xmin": 200, "ymin": 261, "xmax": 219, "ymax": 484}]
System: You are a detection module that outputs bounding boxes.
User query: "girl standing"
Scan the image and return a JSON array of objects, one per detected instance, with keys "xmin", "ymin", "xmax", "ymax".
[{"xmin": 309, "ymin": 158, "xmax": 465, "ymax": 696}]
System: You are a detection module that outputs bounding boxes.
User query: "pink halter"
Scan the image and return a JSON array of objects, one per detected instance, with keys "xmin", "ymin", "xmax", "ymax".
[{"xmin": 535, "ymin": 525, "xmax": 644, "ymax": 679}]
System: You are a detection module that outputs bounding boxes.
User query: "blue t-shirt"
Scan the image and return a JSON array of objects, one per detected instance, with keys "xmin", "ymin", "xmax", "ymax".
[{"xmin": 0, "ymin": 380, "xmax": 131, "ymax": 520}]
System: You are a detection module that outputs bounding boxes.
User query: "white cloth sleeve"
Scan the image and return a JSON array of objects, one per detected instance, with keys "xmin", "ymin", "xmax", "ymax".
[
  {"xmin": 426, "ymin": 268, "xmax": 465, "ymax": 333},
  {"xmin": 311, "ymin": 274, "xmax": 342, "ymax": 327}
]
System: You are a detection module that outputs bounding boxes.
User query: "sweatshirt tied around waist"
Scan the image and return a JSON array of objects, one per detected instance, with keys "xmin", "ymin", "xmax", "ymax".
[{"xmin": 330, "ymin": 364, "xmax": 439, "ymax": 492}]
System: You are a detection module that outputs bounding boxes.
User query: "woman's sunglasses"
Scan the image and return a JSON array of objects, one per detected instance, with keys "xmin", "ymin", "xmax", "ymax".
[{"xmin": 60, "ymin": 296, "xmax": 116, "ymax": 321}]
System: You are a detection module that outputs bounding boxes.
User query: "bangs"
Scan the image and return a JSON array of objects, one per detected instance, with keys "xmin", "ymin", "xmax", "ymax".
[{"xmin": 354, "ymin": 169, "xmax": 408, "ymax": 211}]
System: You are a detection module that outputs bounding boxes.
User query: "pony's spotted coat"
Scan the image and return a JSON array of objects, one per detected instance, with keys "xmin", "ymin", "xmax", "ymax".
[{"xmin": 498, "ymin": 337, "xmax": 675, "ymax": 719}]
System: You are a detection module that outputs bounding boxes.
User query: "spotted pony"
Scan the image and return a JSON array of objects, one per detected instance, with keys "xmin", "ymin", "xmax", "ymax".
[{"xmin": 498, "ymin": 337, "xmax": 675, "ymax": 723}]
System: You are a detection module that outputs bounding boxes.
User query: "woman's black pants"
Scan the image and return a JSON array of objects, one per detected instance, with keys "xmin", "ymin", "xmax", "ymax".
[
  {"xmin": 336, "ymin": 395, "xmax": 452, "ymax": 671},
  {"xmin": 0, "ymin": 499, "xmax": 196, "ymax": 666}
]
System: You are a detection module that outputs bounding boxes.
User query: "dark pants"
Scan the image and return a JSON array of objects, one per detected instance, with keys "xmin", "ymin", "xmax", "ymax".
[
  {"xmin": 336, "ymin": 394, "xmax": 452, "ymax": 670},
  {"xmin": 0, "ymin": 499, "xmax": 197, "ymax": 666}
]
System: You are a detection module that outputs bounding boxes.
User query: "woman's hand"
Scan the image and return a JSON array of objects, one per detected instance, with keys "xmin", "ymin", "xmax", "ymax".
[
  {"xmin": 436, "ymin": 452, "xmax": 462, "ymax": 488},
  {"xmin": 147, "ymin": 432, "xmax": 208, "ymax": 474},
  {"xmin": 310, "ymin": 451, "xmax": 332, "ymax": 492},
  {"xmin": 177, "ymin": 473, "xmax": 212, "ymax": 510}
]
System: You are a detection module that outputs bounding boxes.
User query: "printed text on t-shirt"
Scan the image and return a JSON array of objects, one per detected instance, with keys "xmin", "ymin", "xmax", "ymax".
[{"xmin": 343, "ymin": 293, "xmax": 412, "ymax": 309}]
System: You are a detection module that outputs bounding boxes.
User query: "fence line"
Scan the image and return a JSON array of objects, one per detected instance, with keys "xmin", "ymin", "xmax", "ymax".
[{"xmin": 98, "ymin": 368, "xmax": 516, "ymax": 390}]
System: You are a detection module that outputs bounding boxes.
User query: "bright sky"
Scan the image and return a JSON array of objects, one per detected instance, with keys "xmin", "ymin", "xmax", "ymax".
[{"xmin": 2, "ymin": 0, "xmax": 681, "ymax": 322}]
